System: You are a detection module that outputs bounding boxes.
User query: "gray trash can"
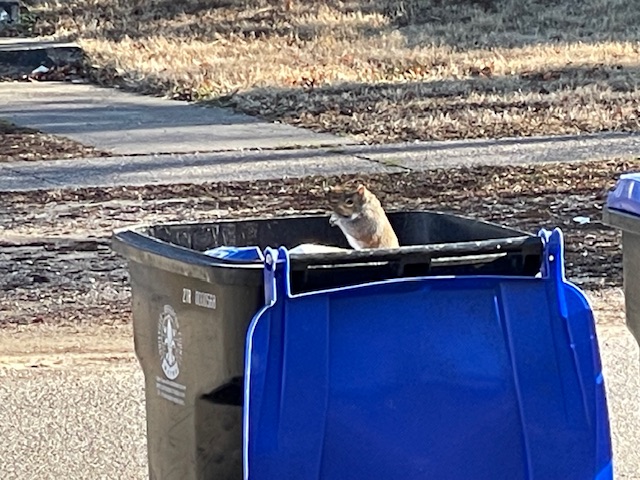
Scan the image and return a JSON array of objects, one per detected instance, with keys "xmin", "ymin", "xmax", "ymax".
[
  {"xmin": 111, "ymin": 212, "xmax": 542, "ymax": 480},
  {"xmin": 603, "ymin": 173, "xmax": 640, "ymax": 349}
]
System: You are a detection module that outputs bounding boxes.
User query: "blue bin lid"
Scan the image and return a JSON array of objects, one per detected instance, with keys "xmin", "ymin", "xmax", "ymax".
[
  {"xmin": 606, "ymin": 172, "xmax": 640, "ymax": 216},
  {"xmin": 243, "ymin": 241, "xmax": 613, "ymax": 480}
]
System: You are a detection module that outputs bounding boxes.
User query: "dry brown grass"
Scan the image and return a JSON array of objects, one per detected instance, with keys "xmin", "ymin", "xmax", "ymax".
[{"xmin": 24, "ymin": 0, "xmax": 640, "ymax": 142}]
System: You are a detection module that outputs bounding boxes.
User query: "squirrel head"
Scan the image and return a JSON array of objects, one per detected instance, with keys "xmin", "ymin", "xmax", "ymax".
[{"xmin": 327, "ymin": 183, "xmax": 369, "ymax": 218}]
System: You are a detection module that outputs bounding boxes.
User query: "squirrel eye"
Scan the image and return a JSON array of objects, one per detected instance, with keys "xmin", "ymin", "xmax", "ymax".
[{"xmin": 345, "ymin": 199, "xmax": 354, "ymax": 206}]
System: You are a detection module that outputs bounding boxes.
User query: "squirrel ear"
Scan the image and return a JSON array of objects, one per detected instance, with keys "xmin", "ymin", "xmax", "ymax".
[{"xmin": 356, "ymin": 184, "xmax": 366, "ymax": 196}]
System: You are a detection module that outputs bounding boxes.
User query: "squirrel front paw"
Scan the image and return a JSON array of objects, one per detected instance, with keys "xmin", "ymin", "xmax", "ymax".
[{"xmin": 329, "ymin": 212, "xmax": 339, "ymax": 227}]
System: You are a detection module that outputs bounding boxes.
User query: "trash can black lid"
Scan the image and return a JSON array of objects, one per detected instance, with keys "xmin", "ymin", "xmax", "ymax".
[{"xmin": 606, "ymin": 173, "xmax": 640, "ymax": 217}]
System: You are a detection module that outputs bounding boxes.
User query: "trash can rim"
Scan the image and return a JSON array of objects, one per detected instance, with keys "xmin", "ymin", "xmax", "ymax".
[
  {"xmin": 111, "ymin": 211, "xmax": 540, "ymax": 284},
  {"xmin": 111, "ymin": 210, "xmax": 536, "ymax": 264},
  {"xmin": 113, "ymin": 210, "xmax": 534, "ymax": 237},
  {"xmin": 112, "ymin": 224, "xmax": 265, "ymax": 268},
  {"xmin": 603, "ymin": 206, "xmax": 640, "ymax": 235},
  {"xmin": 111, "ymin": 225, "xmax": 265, "ymax": 286}
]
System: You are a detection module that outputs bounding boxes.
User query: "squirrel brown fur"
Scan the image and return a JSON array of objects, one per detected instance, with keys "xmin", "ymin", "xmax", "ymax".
[{"xmin": 327, "ymin": 183, "xmax": 400, "ymax": 250}]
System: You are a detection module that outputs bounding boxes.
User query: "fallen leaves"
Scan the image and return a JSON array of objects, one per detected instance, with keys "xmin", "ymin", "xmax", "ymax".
[{"xmin": 0, "ymin": 120, "xmax": 108, "ymax": 162}]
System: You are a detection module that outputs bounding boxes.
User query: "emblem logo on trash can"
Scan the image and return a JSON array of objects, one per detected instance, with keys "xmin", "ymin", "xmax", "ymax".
[{"xmin": 157, "ymin": 305, "xmax": 183, "ymax": 380}]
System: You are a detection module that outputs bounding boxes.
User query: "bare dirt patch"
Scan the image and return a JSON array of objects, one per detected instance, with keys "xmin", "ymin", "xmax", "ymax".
[
  {"xmin": 0, "ymin": 156, "xmax": 633, "ymax": 326},
  {"xmin": 22, "ymin": 0, "xmax": 640, "ymax": 143},
  {"xmin": 588, "ymin": 288, "xmax": 627, "ymax": 326},
  {"xmin": 0, "ymin": 324, "xmax": 134, "ymax": 368},
  {"xmin": 0, "ymin": 118, "xmax": 107, "ymax": 162}
]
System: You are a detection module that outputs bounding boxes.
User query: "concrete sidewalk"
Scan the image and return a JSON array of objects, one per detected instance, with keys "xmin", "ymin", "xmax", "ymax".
[
  {"xmin": 0, "ymin": 148, "xmax": 398, "ymax": 191},
  {"xmin": 0, "ymin": 82, "xmax": 353, "ymax": 155},
  {"xmin": 3, "ymin": 130, "xmax": 640, "ymax": 191},
  {"xmin": 3, "ymin": 80, "xmax": 640, "ymax": 192}
]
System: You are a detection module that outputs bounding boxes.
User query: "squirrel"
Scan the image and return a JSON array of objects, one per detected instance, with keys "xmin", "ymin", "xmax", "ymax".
[{"xmin": 327, "ymin": 182, "xmax": 400, "ymax": 250}]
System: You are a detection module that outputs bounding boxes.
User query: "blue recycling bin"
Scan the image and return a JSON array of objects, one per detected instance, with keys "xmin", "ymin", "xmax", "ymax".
[{"xmin": 243, "ymin": 229, "xmax": 612, "ymax": 480}]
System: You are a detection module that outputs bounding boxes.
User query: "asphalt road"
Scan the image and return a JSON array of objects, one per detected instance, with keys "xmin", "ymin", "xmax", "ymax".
[
  {"xmin": 0, "ymin": 363, "xmax": 148, "ymax": 480},
  {"xmin": 1, "ymin": 324, "xmax": 639, "ymax": 480},
  {"xmin": 598, "ymin": 325, "xmax": 640, "ymax": 479}
]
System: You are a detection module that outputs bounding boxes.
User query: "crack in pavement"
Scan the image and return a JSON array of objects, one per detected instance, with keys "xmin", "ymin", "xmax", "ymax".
[
  {"xmin": 351, "ymin": 152, "xmax": 414, "ymax": 172},
  {"xmin": 0, "ymin": 163, "xmax": 63, "ymax": 190}
]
